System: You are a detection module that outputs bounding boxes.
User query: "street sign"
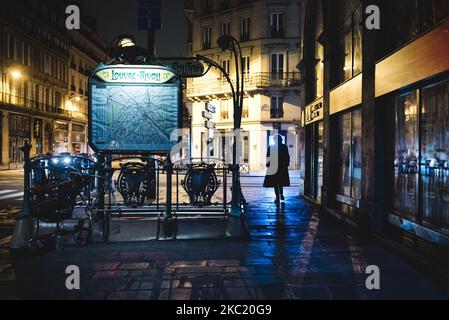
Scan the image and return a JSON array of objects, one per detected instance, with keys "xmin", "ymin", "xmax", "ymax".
[
  {"xmin": 205, "ymin": 103, "xmax": 216, "ymax": 113},
  {"xmin": 137, "ymin": 0, "xmax": 162, "ymax": 30},
  {"xmin": 158, "ymin": 57, "xmax": 205, "ymax": 78},
  {"xmin": 205, "ymin": 121, "xmax": 216, "ymax": 130},
  {"xmin": 202, "ymin": 111, "xmax": 213, "ymax": 120}
]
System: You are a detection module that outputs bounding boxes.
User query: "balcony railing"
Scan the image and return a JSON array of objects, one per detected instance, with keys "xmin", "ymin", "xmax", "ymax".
[
  {"xmin": 270, "ymin": 108, "xmax": 284, "ymax": 119},
  {"xmin": 0, "ymin": 92, "xmax": 79, "ymax": 118},
  {"xmin": 187, "ymin": 72, "xmax": 300, "ymax": 96}
]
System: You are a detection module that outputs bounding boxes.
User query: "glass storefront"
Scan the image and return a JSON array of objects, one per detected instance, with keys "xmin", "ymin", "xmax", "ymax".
[
  {"xmin": 421, "ymin": 80, "xmax": 449, "ymax": 233},
  {"xmin": 9, "ymin": 114, "xmax": 31, "ymax": 164},
  {"xmin": 393, "ymin": 79, "xmax": 449, "ymax": 235},
  {"xmin": 393, "ymin": 90, "xmax": 419, "ymax": 221},
  {"xmin": 336, "ymin": 108, "xmax": 362, "ymax": 201},
  {"xmin": 72, "ymin": 123, "xmax": 86, "ymax": 154},
  {"xmin": 307, "ymin": 121, "xmax": 323, "ymax": 201}
]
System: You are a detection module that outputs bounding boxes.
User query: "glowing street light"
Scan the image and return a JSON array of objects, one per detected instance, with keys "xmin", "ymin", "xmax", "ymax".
[{"xmin": 10, "ymin": 70, "xmax": 22, "ymax": 79}]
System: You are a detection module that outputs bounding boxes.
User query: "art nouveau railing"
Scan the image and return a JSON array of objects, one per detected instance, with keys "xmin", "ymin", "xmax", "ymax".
[{"xmin": 24, "ymin": 153, "xmax": 233, "ymax": 243}]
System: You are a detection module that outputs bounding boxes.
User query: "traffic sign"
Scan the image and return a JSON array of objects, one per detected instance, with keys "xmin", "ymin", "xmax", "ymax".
[
  {"xmin": 202, "ymin": 111, "xmax": 213, "ymax": 120},
  {"xmin": 205, "ymin": 103, "xmax": 216, "ymax": 113},
  {"xmin": 205, "ymin": 121, "xmax": 216, "ymax": 129}
]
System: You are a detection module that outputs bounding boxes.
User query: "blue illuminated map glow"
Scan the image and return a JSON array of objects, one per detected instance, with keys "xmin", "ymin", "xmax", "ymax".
[{"xmin": 91, "ymin": 84, "xmax": 179, "ymax": 152}]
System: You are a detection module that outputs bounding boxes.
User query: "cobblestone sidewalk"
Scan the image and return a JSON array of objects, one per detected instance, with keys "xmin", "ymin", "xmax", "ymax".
[{"xmin": 2, "ymin": 183, "xmax": 448, "ymax": 300}]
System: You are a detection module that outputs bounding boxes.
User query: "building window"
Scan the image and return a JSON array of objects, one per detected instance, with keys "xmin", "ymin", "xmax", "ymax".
[
  {"xmin": 242, "ymin": 56, "xmax": 250, "ymax": 75},
  {"xmin": 7, "ymin": 34, "xmax": 15, "ymax": 59},
  {"xmin": 393, "ymin": 79, "xmax": 449, "ymax": 233},
  {"xmin": 270, "ymin": 13, "xmax": 285, "ymax": 38},
  {"xmin": 393, "ymin": 90, "xmax": 419, "ymax": 221},
  {"xmin": 336, "ymin": 108, "xmax": 362, "ymax": 200},
  {"xmin": 221, "ymin": 99, "xmax": 229, "ymax": 120},
  {"xmin": 271, "ymin": 53, "xmax": 284, "ymax": 80},
  {"xmin": 270, "ymin": 96, "xmax": 284, "ymax": 118},
  {"xmin": 221, "ymin": 59, "xmax": 230, "ymax": 77},
  {"xmin": 240, "ymin": 17, "xmax": 250, "ymax": 42},
  {"xmin": 336, "ymin": 4, "xmax": 363, "ymax": 84},
  {"xmin": 203, "ymin": 0, "xmax": 212, "ymax": 12},
  {"xmin": 202, "ymin": 26, "xmax": 211, "ymax": 49},
  {"xmin": 242, "ymin": 98, "xmax": 249, "ymax": 118},
  {"xmin": 314, "ymin": 0, "xmax": 324, "ymax": 99},
  {"xmin": 221, "ymin": 22, "xmax": 231, "ymax": 36}
]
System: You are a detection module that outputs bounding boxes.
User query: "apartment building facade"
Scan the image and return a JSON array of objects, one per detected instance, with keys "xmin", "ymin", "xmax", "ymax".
[
  {"xmin": 186, "ymin": 0, "xmax": 303, "ymax": 172},
  {"xmin": 67, "ymin": 19, "xmax": 108, "ymax": 155},
  {"xmin": 0, "ymin": 0, "xmax": 106, "ymax": 169}
]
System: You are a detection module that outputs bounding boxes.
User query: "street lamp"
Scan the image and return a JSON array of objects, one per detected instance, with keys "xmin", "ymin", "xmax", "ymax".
[
  {"xmin": 196, "ymin": 34, "xmax": 247, "ymax": 224},
  {"xmin": 11, "ymin": 70, "xmax": 22, "ymax": 79}
]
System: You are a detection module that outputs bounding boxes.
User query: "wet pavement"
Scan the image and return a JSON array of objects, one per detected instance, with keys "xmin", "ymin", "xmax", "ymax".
[{"xmin": 1, "ymin": 174, "xmax": 448, "ymax": 300}]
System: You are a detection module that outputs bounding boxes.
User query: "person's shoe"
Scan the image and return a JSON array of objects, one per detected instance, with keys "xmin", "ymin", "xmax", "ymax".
[
  {"xmin": 280, "ymin": 195, "xmax": 285, "ymax": 202},
  {"xmin": 274, "ymin": 199, "xmax": 280, "ymax": 205}
]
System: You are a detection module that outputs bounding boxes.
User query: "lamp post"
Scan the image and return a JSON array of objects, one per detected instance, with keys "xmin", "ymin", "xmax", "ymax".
[{"xmin": 196, "ymin": 35, "xmax": 247, "ymax": 223}]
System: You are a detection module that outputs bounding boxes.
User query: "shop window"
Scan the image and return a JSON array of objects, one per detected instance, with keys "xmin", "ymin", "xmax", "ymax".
[
  {"xmin": 336, "ymin": 108, "xmax": 362, "ymax": 200},
  {"xmin": 421, "ymin": 80, "xmax": 449, "ymax": 232},
  {"xmin": 392, "ymin": 79, "xmax": 449, "ymax": 234},
  {"xmin": 316, "ymin": 121, "xmax": 324, "ymax": 200},
  {"xmin": 393, "ymin": 90, "xmax": 419, "ymax": 221}
]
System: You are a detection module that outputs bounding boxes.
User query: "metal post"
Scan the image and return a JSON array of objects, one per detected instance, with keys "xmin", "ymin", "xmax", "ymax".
[
  {"xmin": 10, "ymin": 141, "xmax": 33, "ymax": 251},
  {"xmin": 162, "ymin": 154, "xmax": 175, "ymax": 238},
  {"xmin": 97, "ymin": 153, "xmax": 108, "ymax": 242}
]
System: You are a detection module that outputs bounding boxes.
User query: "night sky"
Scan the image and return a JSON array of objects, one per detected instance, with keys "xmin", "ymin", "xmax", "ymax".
[{"xmin": 79, "ymin": 0, "xmax": 187, "ymax": 57}]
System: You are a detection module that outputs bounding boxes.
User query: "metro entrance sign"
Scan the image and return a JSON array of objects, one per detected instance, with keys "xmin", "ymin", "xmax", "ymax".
[
  {"xmin": 95, "ymin": 66, "xmax": 176, "ymax": 84},
  {"xmin": 89, "ymin": 64, "xmax": 181, "ymax": 153},
  {"xmin": 158, "ymin": 57, "xmax": 205, "ymax": 78}
]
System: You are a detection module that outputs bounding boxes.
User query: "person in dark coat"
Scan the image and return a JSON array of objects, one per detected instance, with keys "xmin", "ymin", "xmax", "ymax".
[{"xmin": 263, "ymin": 134, "xmax": 290, "ymax": 204}]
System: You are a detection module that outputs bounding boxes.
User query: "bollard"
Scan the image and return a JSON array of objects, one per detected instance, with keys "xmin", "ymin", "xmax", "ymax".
[{"xmin": 10, "ymin": 141, "xmax": 34, "ymax": 252}]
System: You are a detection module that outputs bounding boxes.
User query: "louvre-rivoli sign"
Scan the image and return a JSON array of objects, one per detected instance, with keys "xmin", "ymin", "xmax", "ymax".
[{"xmin": 88, "ymin": 65, "xmax": 181, "ymax": 153}]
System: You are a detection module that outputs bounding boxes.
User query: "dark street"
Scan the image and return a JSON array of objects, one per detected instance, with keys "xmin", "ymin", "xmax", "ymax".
[{"xmin": 3, "ymin": 177, "xmax": 447, "ymax": 300}]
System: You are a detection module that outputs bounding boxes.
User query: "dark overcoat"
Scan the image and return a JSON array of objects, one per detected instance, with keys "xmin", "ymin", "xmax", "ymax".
[{"xmin": 263, "ymin": 143, "xmax": 290, "ymax": 187}]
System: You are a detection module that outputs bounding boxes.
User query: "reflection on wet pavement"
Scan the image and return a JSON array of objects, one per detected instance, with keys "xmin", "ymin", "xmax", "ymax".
[{"xmin": 6, "ymin": 180, "xmax": 449, "ymax": 299}]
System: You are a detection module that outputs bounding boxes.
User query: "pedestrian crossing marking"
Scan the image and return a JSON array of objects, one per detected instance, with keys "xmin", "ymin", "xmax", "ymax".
[{"xmin": 0, "ymin": 192, "xmax": 24, "ymax": 200}]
